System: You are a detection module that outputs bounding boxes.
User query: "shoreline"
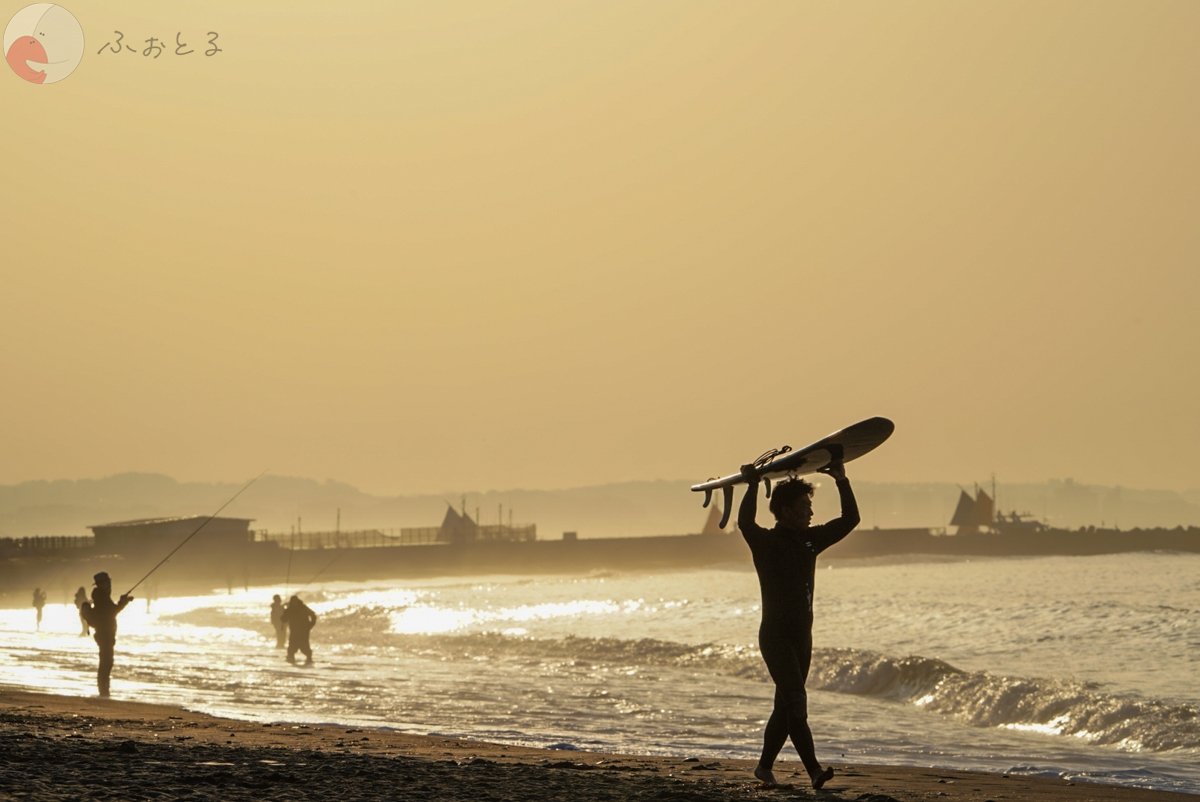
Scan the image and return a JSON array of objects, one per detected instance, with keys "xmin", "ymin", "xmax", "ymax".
[{"xmin": 0, "ymin": 688, "xmax": 1191, "ymax": 801}]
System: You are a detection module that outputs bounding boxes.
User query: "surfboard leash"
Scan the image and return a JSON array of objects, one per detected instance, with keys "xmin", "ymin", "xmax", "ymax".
[{"xmin": 751, "ymin": 445, "xmax": 791, "ymax": 499}]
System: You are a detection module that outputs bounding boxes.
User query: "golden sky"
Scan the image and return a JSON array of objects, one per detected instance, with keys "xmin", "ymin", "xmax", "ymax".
[{"xmin": 2, "ymin": 1, "xmax": 1197, "ymax": 494}]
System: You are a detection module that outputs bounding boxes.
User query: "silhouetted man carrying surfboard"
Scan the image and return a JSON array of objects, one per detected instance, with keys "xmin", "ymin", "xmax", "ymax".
[{"xmin": 738, "ymin": 458, "xmax": 859, "ymax": 790}]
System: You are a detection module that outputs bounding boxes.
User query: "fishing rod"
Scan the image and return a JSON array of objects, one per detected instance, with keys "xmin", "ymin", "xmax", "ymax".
[
  {"xmin": 284, "ymin": 531, "xmax": 295, "ymax": 597},
  {"xmin": 292, "ymin": 550, "xmax": 343, "ymax": 594},
  {"xmin": 123, "ymin": 470, "xmax": 268, "ymax": 597}
]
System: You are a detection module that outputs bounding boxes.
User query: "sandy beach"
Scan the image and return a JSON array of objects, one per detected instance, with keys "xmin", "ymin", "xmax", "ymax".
[{"xmin": 0, "ymin": 688, "xmax": 1190, "ymax": 802}]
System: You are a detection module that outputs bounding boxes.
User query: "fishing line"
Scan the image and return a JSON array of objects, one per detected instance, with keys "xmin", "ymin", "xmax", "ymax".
[
  {"xmin": 284, "ymin": 533, "xmax": 295, "ymax": 597},
  {"xmin": 293, "ymin": 551, "xmax": 343, "ymax": 593},
  {"xmin": 122, "ymin": 470, "xmax": 268, "ymax": 597}
]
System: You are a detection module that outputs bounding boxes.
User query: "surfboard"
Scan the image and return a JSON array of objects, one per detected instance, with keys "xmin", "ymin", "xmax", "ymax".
[{"xmin": 692, "ymin": 416, "xmax": 894, "ymax": 528}]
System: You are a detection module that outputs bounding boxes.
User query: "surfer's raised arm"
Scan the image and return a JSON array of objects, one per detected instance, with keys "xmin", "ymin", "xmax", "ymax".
[
  {"xmin": 737, "ymin": 465, "xmax": 766, "ymax": 539},
  {"xmin": 808, "ymin": 461, "xmax": 860, "ymax": 551}
]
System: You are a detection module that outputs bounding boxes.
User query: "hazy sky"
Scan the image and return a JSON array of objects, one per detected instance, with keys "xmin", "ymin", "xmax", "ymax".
[{"xmin": 3, "ymin": 1, "xmax": 1197, "ymax": 495}]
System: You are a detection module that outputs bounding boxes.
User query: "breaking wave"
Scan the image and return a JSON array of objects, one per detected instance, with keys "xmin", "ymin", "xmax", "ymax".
[
  {"xmin": 388, "ymin": 631, "xmax": 1199, "ymax": 753},
  {"xmin": 807, "ymin": 647, "xmax": 1199, "ymax": 752},
  {"xmin": 164, "ymin": 601, "xmax": 1199, "ymax": 754}
]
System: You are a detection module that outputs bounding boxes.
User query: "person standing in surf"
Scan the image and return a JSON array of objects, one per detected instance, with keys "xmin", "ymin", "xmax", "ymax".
[
  {"xmin": 32, "ymin": 587, "xmax": 46, "ymax": 631},
  {"xmin": 270, "ymin": 594, "xmax": 288, "ymax": 648},
  {"xmin": 74, "ymin": 586, "xmax": 90, "ymax": 635},
  {"xmin": 79, "ymin": 572, "xmax": 133, "ymax": 697},
  {"xmin": 284, "ymin": 595, "xmax": 318, "ymax": 665},
  {"xmin": 738, "ymin": 457, "xmax": 859, "ymax": 790}
]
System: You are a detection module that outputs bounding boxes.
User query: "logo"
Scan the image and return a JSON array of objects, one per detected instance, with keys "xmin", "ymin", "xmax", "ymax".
[{"xmin": 4, "ymin": 4, "xmax": 83, "ymax": 84}]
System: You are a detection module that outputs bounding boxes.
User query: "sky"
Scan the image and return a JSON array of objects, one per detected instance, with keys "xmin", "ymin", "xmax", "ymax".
[{"xmin": 2, "ymin": 1, "xmax": 1198, "ymax": 496}]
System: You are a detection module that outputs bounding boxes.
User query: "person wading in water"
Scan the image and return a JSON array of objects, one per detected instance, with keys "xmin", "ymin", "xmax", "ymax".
[
  {"xmin": 74, "ymin": 586, "xmax": 90, "ymax": 635},
  {"xmin": 32, "ymin": 587, "xmax": 46, "ymax": 631},
  {"xmin": 80, "ymin": 572, "xmax": 133, "ymax": 697},
  {"xmin": 738, "ymin": 457, "xmax": 859, "ymax": 790},
  {"xmin": 284, "ymin": 595, "xmax": 318, "ymax": 665},
  {"xmin": 270, "ymin": 594, "xmax": 287, "ymax": 648}
]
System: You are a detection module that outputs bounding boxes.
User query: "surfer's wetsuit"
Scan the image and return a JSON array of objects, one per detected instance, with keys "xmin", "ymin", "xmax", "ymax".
[{"xmin": 739, "ymin": 474, "xmax": 859, "ymax": 778}]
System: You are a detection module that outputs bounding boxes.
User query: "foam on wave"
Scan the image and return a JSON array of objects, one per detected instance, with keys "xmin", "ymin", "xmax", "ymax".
[{"xmin": 397, "ymin": 631, "xmax": 1199, "ymax": 752}]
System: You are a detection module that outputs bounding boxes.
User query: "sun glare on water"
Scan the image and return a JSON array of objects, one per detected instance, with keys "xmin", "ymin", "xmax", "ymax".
[{"xmin": 387, "ymin": 598, "xmax": 639, "ymax": 635}]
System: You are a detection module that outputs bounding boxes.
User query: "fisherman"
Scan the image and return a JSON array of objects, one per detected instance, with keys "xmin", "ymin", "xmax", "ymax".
[
  {"xmin": 738, "ymin": 458, "xmax": 859, "ymax": 791},
  {"xmin": 270, "ymin": 594, "xmax": 287, "ymax": 648},
  {"xmin": 32, "ymin": 587, "xmax": 46, "ymax": 631},
  {"xmin": 283, "ymin": 595, "xmax": 317, "ymax": 665},
  {"xmin": 74, "ymin": 586, "xmax": 90, "ymax": 635},
  {"xmin": 79, "ymin": 572, "xmax": 133, "ymax": 697}
]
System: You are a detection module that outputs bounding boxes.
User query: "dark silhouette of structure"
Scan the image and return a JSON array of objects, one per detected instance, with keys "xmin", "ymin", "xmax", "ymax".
[
  {"xmin": 79, "ymin": 572, "xmax": 132, "ymax": 697},
  {"xmin": 284, "ymin": 595, "xmax": 317, "ymax": 665},
  {"xmin": 738, "ymin": 459, "xmax": 859, "ymax": 790}
]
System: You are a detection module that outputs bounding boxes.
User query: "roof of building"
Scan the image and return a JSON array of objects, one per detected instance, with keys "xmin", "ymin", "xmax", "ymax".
[{"xmin": 89, "ymin": 515, "xmax": 255, "ymax": 529}]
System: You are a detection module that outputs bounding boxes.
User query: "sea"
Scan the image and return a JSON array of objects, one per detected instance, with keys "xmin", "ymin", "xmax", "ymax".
[{"xmin": 2, "ymin": 551, "xmax": 1198, "ymax": 795}]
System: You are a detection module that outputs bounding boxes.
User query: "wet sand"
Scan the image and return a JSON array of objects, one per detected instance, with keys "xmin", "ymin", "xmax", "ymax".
[{"xmin": 0, "ymin": 688, "xmax": 1190, "ymax": 801}]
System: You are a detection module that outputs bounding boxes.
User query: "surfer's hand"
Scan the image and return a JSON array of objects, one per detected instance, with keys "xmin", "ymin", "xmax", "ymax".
[
  {"xmin": 740, "ymin": 464, "xmax": 761, "ymax": 482},
  {"xmin": 818, "ymin": 460, "xmax": 846, "ymax": 480},
  {"xmin": 120, "ymin": 594, "xmax": 133, "ymax": 604}
]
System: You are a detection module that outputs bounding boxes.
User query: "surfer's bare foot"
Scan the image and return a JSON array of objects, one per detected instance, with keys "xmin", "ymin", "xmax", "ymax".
[
  {"xmin": 753, "ymin": 764, "xmax": 778, "ymax": 787},
  {"xmin": 810, "ymin": 765, "xmax": 835, "ymax": 790}
]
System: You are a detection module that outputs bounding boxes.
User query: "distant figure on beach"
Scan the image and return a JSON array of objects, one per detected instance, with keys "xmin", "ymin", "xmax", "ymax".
[
  {"xmin": 270, "ymin": 594, "xmax": 287, "ymax": 648},
  {"xmin": 283, "ymin": 595, "xmax": 317, "ymax": 665},
  {"xmin": 74, "ymin": 586, "xmax": 90, "ymax": 635},
  {"xmin": 738, "ymin": 457, "xmax": 859, "ymax": 791},
  {"xmin": 79, "ymin": 572, "xmax": 133, "ymax": 697},
  {"xmin": 32, "ymin": 587, "xmax": 47, "ymax": 631}
]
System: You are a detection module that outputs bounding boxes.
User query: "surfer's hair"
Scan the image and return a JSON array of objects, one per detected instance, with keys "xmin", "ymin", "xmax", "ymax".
[{"xmin": 769, "ymin": 478, "xmax": 814, "ymax": 517}]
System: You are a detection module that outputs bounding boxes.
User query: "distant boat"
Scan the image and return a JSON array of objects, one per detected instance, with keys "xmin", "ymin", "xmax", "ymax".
[
  {"xmin": 949, "ymin": 487, "xmax": 995, "ymax": 533},
  {"xmin": 700, "ymin": 501, "xmax": 727, "ymax": 536}
]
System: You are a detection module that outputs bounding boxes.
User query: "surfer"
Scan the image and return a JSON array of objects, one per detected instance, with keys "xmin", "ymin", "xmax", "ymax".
[
  {"xmin": 79, "ymin": 572, "xmax": 133, "ymax": 697},
  {"xmin": 738, "ymin": 458, "xmax": 859, "ymax": 790}
]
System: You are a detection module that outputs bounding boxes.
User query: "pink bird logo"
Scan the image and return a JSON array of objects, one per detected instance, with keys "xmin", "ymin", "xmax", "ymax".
[{"xmin": 4, "ymin": 4, "xmax": 84, "ymax": 85}]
